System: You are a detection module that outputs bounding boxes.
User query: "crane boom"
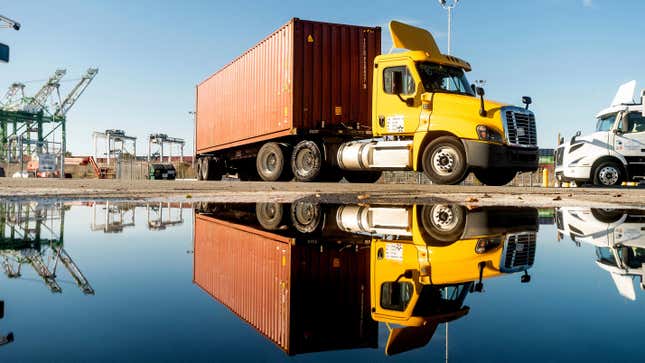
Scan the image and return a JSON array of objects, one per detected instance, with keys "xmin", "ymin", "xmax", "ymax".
[
  {"xmin": 23, "ymin": 69, "xmax": 66, "ymax": 113},
  {"xmin": 55, "ymin": 68, "xmax": 98, "ymax": 117},
  {"xmin": 0, "ymin": 82, "xmax": 25, "ymax": 110}
]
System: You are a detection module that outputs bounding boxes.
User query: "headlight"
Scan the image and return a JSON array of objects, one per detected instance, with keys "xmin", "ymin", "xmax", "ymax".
[
  {"xmin": 475, "ymin": 238, "xmax": 502, "ymax": 254},
  {"xmin": 476, "ymin": 125, "xmax": 504, "ymax": 143}
]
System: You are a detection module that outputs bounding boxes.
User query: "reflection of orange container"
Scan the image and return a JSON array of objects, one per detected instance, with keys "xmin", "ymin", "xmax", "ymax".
[
  {"xmin": 193, "ymin": 213, "xmax": 377, "ymax": 355},
  {"xmin": 195, "ymin": 18, "xmax": 381, "ymax": 154}
]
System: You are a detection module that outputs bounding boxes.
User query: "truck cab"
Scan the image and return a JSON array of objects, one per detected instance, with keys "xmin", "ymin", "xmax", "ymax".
[
  {"xmin": 337, "ymin": 21, "xmax": 539, "ymax": 185},
  {"xmin": 555, "ymin": 81, "xmax": 645, "ymax": 186},
  {"xmin": 336, "ymin": 204, "xmax": 537, "ymax": 354},
  {"xmin": 556, "ymin": 207, "xmax": 645, "ymax": 300}
]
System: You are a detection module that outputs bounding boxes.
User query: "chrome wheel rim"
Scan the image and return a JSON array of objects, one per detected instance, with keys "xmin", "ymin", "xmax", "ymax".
[
  {"xmin": 432, "ymin": 146, "xmax": 459, "ymax": 176},
  {"xmin": 598, "ymin": 166, "xmax": 619, "ymax": 185},
  {"xmin": 260, "ymin": 151, "xmax": 279, "ymax": 175},
  {"xmin": 296, "ymin": 149, "xmax": 315, "ymax": 174},
  {"xmin": 430, "ymin": 205, "xmax": 459, "ymax": 231}
]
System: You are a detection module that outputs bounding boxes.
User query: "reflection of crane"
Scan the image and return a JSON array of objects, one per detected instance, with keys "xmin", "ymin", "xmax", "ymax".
[
  {"xmin": 0, "ymin": 201, "xmax": 94, "ymax": 294},
  {"xmin": 90, "ymin": 201, "xmax": 136, "ymax": 233},
  {"xmin": 147, "ymin": 202, "xmax": 185, "ymax": 230}
]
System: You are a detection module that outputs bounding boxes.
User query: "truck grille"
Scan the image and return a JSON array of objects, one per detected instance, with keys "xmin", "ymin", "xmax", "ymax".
[
  {"xmin": 503, "ymin": 108, "xmax": 537, "ymax": 147},
  {"xmin": 501, "ymin": 233, "xmax": 536, "ymax": 272}
]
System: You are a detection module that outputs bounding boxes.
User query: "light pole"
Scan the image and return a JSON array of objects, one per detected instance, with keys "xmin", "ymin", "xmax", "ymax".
[{"xmin": 438, "ymin": 0, "xmax": 459, "ymax": 55}]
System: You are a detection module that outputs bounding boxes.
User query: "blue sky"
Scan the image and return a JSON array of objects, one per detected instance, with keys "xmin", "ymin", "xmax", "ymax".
[{"xmin": 1, "ymin": 0, "xmax": 644, "ymax": 154}]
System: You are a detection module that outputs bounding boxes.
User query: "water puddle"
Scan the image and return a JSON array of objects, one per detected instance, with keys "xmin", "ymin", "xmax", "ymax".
[{"xmin": 0, "ymin": 200, "xmax": 643, "ymax": 361}]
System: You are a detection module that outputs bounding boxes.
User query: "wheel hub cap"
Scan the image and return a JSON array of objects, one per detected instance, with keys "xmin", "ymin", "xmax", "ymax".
[
  {"xmin": 431, "ymin": 205, "xmax": 457, "ymax": 231},
  {"xmin": 432, "ymin": 147, "xmax": 458, "ymax": 175},
  {"xmin": 599, "ymin": 166, "xmax": 619, "ymax": 185}
]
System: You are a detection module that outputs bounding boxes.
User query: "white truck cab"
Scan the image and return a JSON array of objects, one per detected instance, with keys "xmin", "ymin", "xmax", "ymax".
[
  {"xmin": 555, "ymin": 207, "xmax": 645, "ymax": 300},
  {"xmin": 555, "ymin": 81, "xmax": 645, "ymax": 186}
]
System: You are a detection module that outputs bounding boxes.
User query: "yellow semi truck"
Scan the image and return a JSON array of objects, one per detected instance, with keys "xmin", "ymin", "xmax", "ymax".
[{"xmin": 196, "ymin": 19, "xmax": 538, "ymax": 185}]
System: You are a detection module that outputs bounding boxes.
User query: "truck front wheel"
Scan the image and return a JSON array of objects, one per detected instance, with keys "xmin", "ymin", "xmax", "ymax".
[
  {"xmin": 256, "ymin": 142, "xmax": 292, "ymax": 181},
  {"xmin": 593, "ymin": 161, "xmax": 624, "ymax": 187},
  {"xmin": 422, "ymin": 136, "xmax": 468, "ymax": 185},
  {"xmin": 291, "ymin": 140, "xmax": 322, "ymax": 182},
  {"xmin": 473, "ymin": 168, "xmax": 517, "ymax": 186}
]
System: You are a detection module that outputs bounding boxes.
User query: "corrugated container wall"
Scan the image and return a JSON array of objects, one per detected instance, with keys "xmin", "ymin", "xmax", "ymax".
[
  {"xmin": 196, "ymin": 19, "xmax": 381, "ymax": 153},
  {"xmin": 193, "ymin": 214, "xmax": 292, "ymax": 351},
  {"xmin": 193, "ymin": 212, "xmax": 377, "ymax": 355}
]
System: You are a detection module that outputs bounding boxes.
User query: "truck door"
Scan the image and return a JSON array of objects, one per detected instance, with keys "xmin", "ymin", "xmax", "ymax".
[
  {"xmin": 614, "ymin": 112, "xmax": 645, "ymax": 177},
  {"xmin": 371, "ymin": 239, "xmax": 421, "ymax": 322},
  {"xmin": 374, "ymin": 60, "xmax": 422, "ymax": 136}
]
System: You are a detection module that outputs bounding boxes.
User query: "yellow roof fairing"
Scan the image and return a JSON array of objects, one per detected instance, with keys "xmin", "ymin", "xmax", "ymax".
[{"xmin": 388, "ymin": 20, "xmax": 472, "ymax": 72}]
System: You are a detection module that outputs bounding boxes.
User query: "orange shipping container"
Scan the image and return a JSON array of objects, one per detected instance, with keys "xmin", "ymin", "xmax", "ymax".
[
  {"xmin": 193, "ymin": 213, "xmax": 377, "ymax": 355},
  {"xmin": 196, "ymin": 18, "xmax": 381, "ymax": 154}
]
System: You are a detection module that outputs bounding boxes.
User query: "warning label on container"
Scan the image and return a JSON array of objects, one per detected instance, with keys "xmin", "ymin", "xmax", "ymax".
[
  {"xmin": 385, "ymin": 243, "xmax": 403, "ymax": 262},
  {"xmin": 386, "ymin": 115, "xmax": 405, "ymax": 133}
]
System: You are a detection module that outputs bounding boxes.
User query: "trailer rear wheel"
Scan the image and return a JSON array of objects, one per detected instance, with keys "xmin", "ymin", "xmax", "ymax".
[
  {"xmin": 290, "ymin": 200, "xmax": 323, "ymax": 233},
  {"xmin": 343, "ymin": 171, "xmax": 383, "ymax": 183},
  {"xmin": 593, "ymin": 161, "xmax": 623, "ymax": 187},
  {"xmin": 256, "ymin": 142, "xmax": 292, "ymax": 181},
  {"xmin": 473, "ymin": 168, "xmax": 517, "ymax": 186},
  {"xmin": 202, "ymin": 157, "xmax": 224, "ymax": 181},
  {"xmin": 422, "ymin": 136, "xmax": 468, "ymax": 185},
  {"xmin": 291, "ymin": 140, "xmax": 322, "ymax": 182},
  {"xmin": 196, "ymin": 158, "xmax": 204, "ymax": 180},
  {"xmin": 256, "ymin": 202, "xmax": 285, "ymax": 230}
]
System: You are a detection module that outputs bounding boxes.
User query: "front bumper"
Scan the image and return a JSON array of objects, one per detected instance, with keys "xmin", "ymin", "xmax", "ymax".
[{"xmin": 463, "ymin": 140, "xmax": 538, "ymax": 171}]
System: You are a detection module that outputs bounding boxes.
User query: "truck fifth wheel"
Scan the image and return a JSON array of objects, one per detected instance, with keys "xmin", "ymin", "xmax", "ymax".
[{"xmin": 195, "ymin": 18, "xmax": 539, "ymax": 185}]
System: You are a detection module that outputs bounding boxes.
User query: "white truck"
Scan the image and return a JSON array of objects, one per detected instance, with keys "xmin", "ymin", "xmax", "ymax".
[
  {"xmin": 555, "ymin": 207, "xmax": 645, "ymax": 300},
  {"xmin": 555, "ymin": 81, "xmax": 645, "ymax": 186}
]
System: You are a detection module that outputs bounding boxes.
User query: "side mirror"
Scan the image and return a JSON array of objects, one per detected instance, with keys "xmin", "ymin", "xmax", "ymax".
[
  {"xmin": 471, "ymin": 84, "xmax": 477, "ymax": 94},
  {"xmin": 613, "ymin": 129, "xmax": 623, "ymax": 135},
  {"xmin": 476, "ymin": 87, "xmax": 485, "ymax": 97},
  {"xmin": 0, "ymin": 43, "xmax": 9, "ymax": 63},
  {"xmin": 522, "ymin": 96, "xmax": 532, "ymax": 110},
  {"xmin": 391, "ymin": 71, "xmax": 403, "ymax": 95}
]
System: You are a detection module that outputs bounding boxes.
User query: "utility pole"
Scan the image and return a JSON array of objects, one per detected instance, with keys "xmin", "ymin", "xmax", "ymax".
[{"xmin": 438, "ymin": 0, "xmax": 459, "ymax": 55}]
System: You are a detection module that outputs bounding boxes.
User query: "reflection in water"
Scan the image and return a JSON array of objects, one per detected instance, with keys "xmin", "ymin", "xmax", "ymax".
[
  {"xmin": 89, "ymin": 201, "xmax": 187, "ymax": 233},
  {"xmin": 0, "ymin": 300, "xmax": 13, "ymax": 346},
  {"xmin": 0, "ymin": 201, "xmax": 93, "ymax": 294},
  {"xmin": 194, "ymin": 202, "xmax": 539, "ymax": 356},
  {"xmin": 556, "ymin": 207, "xmax": 645, "ymax": 300}
]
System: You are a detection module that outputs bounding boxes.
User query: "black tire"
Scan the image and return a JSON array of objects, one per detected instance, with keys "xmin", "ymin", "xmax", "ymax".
[
  {"xmin": 196, "ymin": 158, "xmax": 204, "ymax": 180},
  {"xmin": 473, "ymin": 168, "xmax": 517, "ymax": 186},
  {"xmin": 593, "ymin": 161, "xmax": 624, "ymax": 187},
  {"xmin": 256, "ymin": 142, "xmax": 292, "ymax": 181},
  {"xmin": 591, "ymin": 208, "xmax": 624, "ymax": 224},
  {"xmin": 290, "ymin": 200, "xmax": 323, "ymax": 233},
  {"xmin": 255, "ymin": 203, "xmax": 285, "ymax": 230},
  {"xmin": 343, "ymin": 171, "xmax": 383, "ymax": 183},
  {"xmin": 291, "ymin": 140, "xmax": 323, "ymax": 182},
  {"xmin": 419, "ymin": 204, "xmax": 466, "ymax": 245},
  {"xmin": 421, "ymin": 136, "xmax": 468, "ymax": 185},
  {"xmin": 202, "ymin": 157, "xmax": 224, "ymax": 181}
]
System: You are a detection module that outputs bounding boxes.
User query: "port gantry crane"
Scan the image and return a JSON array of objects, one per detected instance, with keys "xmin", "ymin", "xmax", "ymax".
[
  {"xmin": 0, "ymin": 68, "xmax": 98, "ymax": 176},
  {"xmin": 0, "ymin": 201, "xmax": 95, "ymax": 295}
]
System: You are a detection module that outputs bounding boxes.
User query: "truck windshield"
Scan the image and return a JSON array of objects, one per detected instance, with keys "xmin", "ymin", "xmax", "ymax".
[
  {"xmin": 416, "ymin": 62, "xmax": 474, "ymax": 96},
  {"xmin": 596, "ymin": 113, "xmax": 617, "ymax": 132}
]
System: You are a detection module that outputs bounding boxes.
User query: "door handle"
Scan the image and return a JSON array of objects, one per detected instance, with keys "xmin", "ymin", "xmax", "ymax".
[{"xmin": 378, "ymin": 115, "xmax": 385, "ymax": 127}]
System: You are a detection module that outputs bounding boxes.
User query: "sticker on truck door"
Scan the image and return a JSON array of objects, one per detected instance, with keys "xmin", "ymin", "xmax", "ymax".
[
  {"xmin": 385, "ymin": 243, "xmax": 404, "ymax": 262},
  {"xmin": 386, "ymin": 115, "xmax": 405, "ymax": 133}
]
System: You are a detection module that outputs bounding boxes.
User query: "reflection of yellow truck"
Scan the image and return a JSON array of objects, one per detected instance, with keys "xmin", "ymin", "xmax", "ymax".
[
  {"xmin": 195, "ymin": 202, "xmax": 539, "ymax": 356},
  {"xmin": 336, "ymin": 204, "xmax": 538, "ymax": 354}
]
